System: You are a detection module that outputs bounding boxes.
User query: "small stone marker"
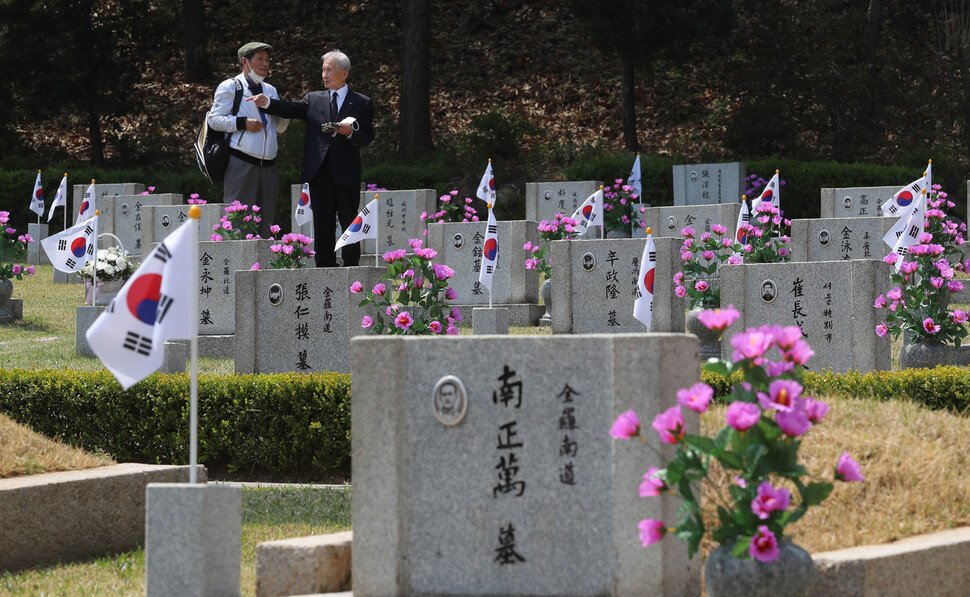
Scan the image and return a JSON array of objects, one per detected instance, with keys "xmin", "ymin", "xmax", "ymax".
[
  {"xmin": 145, "ymin": 483, "xmax": 241, "ymax": 597},
  {"xmin": 351, "ymin": 333, "xmax": 701, "ymax": 597},
  {"xmin": 790, "ymin": 217, "xmax": 896, "ymax": 262},
  {"xmin": 720, "ymin": 260, "xmax": 890, "ymax": 374},
  {"xmin": 27, "ymin": 223, "xmax": 50, "ymax": 265},
  {"xmin": 641, "ymin": 203, "xmax": 742, "ymax": 239},
  {"xmin": 672, "ymin": 162, "xmax": 745, "ymax": 205},
  {"xmin": 819, "ymin": 186, "xmax": 896, "ymax": 219},
  {"xmin": 472, "ymin": 307, "xmax": 510, "ymax": 335},
  {"xmin": 550, "ymin": 237, "xmax": 685, "ymax": 334},
  {"xmin": 234, "ymin": 266, "xmax": 384, "ymax": 374},
  {"xmin": 524, "ymin": 181, "xmax": 602, "ymax": 225}
]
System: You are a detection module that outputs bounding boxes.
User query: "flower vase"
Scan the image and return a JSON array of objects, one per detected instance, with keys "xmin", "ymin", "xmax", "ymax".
[
  {"xmin": 0, "ymin": 277, "xmax": 13, "ymax": 323},
  {"xmin": 704, "ymin": 540, "xmax": 816, "ymax": 597},
  {"xmin": 686, "ymin": 306, "xmax": 721, "ymax": 360},
  {"xmin": 539, "ymin": 278, "xmax": 552, "ymax": 326},
  {"xmin": 900, "ymin": 338, "xmax": 952, "ymax": 369},
  {"xmin": 92, "ymin": 278, "xmax": 126, "ymax": 306}
]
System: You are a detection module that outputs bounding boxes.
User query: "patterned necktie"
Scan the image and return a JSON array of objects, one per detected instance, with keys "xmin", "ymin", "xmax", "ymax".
[
  {"xmin": 249, "ymin": 82, "xmax": 267, "ymax": 125},
  {"xmin": 330, "ymin": 91, "xmax": 339, "ymax": 122}
]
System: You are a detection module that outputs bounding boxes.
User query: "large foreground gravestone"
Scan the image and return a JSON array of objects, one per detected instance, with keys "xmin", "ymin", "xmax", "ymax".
[
  {"xmin": 351, "ymin": 333, "xmax": 701, "ymax": 597},
  {"xmin": 819, "ymin": 186, "xmax": 897, "ymax": 219},
  {"xmin": 641, "ymin": 203, "xmax": 742, "ymax": 240},
  {"xmin": 790, "ymin": 217, "xmax": 897, "ymax": 262},
  {"xmin": 524, "ymin": 181, "xmax": 602, "ymax": 225},
  {"xmin": 235, "ymin": 266, "xmax": 383, "ymax": 374},
  {"xmin": 289, "ymin": 186, "xmax": 435, "ymax": 260},
  {"xmin": 672, "ymin": 162, "xmax": 745, "ymax": 206},
  {"xmin": 720, "ymin": 260, "xmax": 890, "ymax": 374},
  {"xmin": 426, "ymin": 220, "xmax": 543, "ymax": 326},
  {"xmin": 550, "ymin": 237, "xmax": 685, "ymax": 334}
]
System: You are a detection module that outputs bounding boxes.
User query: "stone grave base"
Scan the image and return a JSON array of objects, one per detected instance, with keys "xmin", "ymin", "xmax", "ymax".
[
  {"xmin": 199, "ymin": 334, "xmax": 234, "ymax": 359},
  {"xmin": 472, "ymin": 307, "xmax": 509, "ymax": 335},
  {"xmin": 0, "ymin": 298, "xmax": 23, "ymax": 323},
  {"xmin": 452, "ymin": 303, "xmax": 544, "ymax": 327},
  {"xmin": 145, "ymin": 483, "xmax": 241, "ymax": 597},
  {"xmin": 256, "ymin": 531, "xmax": 352, "ymax": 597}
]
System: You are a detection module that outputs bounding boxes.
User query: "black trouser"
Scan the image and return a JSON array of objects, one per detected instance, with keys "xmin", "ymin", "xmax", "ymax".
[{"xmin": 309, "ymin": 157, "xmax": 360, "ymax": 267}]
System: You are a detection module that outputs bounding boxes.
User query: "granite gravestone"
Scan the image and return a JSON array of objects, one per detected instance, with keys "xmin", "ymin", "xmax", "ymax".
[
  {"xmin": 351, "ymin": 333, "xmax": 700, "ymax": 597},
  {"xmin": 550, "ymin": 237, "xmax": 684, "ymax": 334},
  {"xmin": 103, "ymin": 194, "xmax": 182, "ymax": 255},
  {"xmin": 27, "ymin": 223, "xmax": 50, "ymax": 266},
  {"xmin": 641, "ymin": 203, "xmax": 742, "ymax": 240},
  {"xmin": 71, "ymin": 183, "xmax": 146, "ymax": 235},
  {"xmin": 672, "ymin": 163, "xmax": 745, "ymax": 206},
  {"xmin": 141, "ymin": 203, "xmax": 227, "ymax": 250},
  {"xmin": 720, "ymin": 260, "xmax": 890, "ymax": 374},
  {"xmin": 819, "ymin": 186, "xmax": 897, "ymax": 219},
  {"xmin": 790, "ymin": 217, "xmax": 897, "ymax": 262},
  {"xmin": 289, "ymin": 186, "xmax": 435, "ymax": 261},
  {"xmin": 234, "ymin": 266, "xmax": 383, "ymax": 374},
  {"xmin": 426, "ymin": 220, "xmax": 543, "ymax": 326},
  {"xmin": 524, "ymin": 181, "xmax": 602, "ymax": 225}
]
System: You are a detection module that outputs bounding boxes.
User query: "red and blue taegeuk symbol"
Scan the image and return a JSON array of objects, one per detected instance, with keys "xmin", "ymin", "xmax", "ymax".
[
  {"xmin": 483, "ymin": 238, "xmax": 497, "ymax": 260},
  {"xmin": 35, "ymin": 188, "xmax": 44, "ymax": 201},
  {"xmin": 737, "ymin": 228, "xmax": 748, "ymax": 244},
  {"xmin": 79, "ymin": 200, "xmax": 90, "ymax": 216},
  {"xmin": 760, "ymin": 189, "xmax": 773, "ymax": 204},
  {"xmin": 896, "ymin": 191, "xmax": 914, "ymax": 207},
  {"xmin": 582, "ymin": 204, "xmax": 594, "ymax": 219},
  {"xmin": 126, "ymin": 273, "xmax": 162, "ymax": 325},
  {"xmin": 643, "ymin": 268, "xmax": 655, "ymax": 294},
  {"xmin": 299, "ymin": 190, "xmax": 310, "ymax": 206},
  {"xmin": 348, "ymin": 215, "xmax": 363, "ymax": 233},
  {"xmin": 71, "ymin": 237, "xmax": 87, "ymax": 258},
  {"xmin": 488, "ymin": 177, "xmax": 495, "ymax": 191}
]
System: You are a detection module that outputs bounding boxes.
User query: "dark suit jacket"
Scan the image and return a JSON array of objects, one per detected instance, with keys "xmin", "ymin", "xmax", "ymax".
[{"xmin": 262, "ymin": 87, "xmax": 374, "ymax": 186}]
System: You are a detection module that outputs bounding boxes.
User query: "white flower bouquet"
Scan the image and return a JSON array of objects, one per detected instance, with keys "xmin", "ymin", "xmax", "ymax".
[{"xmin": 76, "ymin": 246, "xmax": 137, "ymax": 283}]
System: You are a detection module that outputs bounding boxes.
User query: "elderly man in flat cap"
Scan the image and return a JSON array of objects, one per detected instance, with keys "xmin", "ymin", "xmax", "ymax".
[{"xmin": 207, "ymin": 41, "xmax": 289, "ymax": 238}]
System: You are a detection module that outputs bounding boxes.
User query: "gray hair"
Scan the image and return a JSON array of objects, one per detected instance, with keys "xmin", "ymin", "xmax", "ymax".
[{"xmin": 321, "ymin": 50, "xmax": 350, "ymax": 72}]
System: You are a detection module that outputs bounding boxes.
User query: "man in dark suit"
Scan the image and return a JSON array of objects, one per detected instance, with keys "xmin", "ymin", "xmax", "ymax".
[{"xmin": 249, "ymin": 49, "xmax": 374, "ymax": 266}]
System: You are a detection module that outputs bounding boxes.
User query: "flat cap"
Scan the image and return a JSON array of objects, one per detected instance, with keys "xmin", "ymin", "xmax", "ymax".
[{"xmin": 238, "ymin": 42, "xmax": 272, "ymax": 60}]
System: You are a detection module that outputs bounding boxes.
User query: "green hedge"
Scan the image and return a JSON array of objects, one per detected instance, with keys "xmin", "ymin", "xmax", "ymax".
[
  {"xmin": 0, "ymin": 369, "xmax": 352, "ymax": 475},
  {"xmin": 703, "ymin": 365, "xmax": 970, "ymax": 414}
]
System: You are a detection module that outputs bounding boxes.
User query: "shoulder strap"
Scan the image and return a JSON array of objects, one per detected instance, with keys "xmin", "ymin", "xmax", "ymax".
[{"xmin": 231, "ymin": 79, "xmax": 244, "ymax": 116}]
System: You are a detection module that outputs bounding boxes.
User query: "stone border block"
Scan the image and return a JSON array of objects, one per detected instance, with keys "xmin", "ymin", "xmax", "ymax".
[{"xmin": 256, "ymin": 531, "xmax": 353, "ymax": 597}]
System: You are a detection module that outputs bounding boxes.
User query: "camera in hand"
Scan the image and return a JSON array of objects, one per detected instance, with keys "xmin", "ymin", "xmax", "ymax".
[{"xmin": 320, "ymin": 122, "xmax": 337, "ymax": 135}]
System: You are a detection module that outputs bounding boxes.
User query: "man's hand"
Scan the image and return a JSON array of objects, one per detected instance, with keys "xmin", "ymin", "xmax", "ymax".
[
  {"xmin": 245, "ymin": 118, "xmax": 265, "ymax": 132},
  {"xmin": 335, "ymin": 123, "xmax": 353, "ymax": 136},
  {"xmin": 246, "ymin": 94, "xmax": 270, "ymax": 108}
]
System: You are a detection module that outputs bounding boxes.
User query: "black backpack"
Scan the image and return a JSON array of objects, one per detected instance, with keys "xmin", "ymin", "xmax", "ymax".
[{"xmin": 194, "ymin": 79, "xmax": 244, "ymax": 186}]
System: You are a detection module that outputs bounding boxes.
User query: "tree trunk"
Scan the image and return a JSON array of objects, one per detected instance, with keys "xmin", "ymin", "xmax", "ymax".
[
  {"xmin": 87, "ymin": 108, "xmax": 105, "ymax": 167},
  {"xmin": 620, "ymin": 50, "xmax": 639, "ymax": 153},
  {"xmin": 399, "ymin": 0, "xmax": 435, "ymax": 156},
  {"xmin": 182, "ymin": 0, "xmax": 209, "ymax": 83}
]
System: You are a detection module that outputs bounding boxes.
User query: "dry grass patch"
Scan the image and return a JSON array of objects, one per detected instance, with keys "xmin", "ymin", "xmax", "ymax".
[
  {"xmin": 0, "ymin": 413, "xmax": 114, "ymax": 478},
  {"xmin": 700, "ymin": 394, "xmax": 970, "ymax": 556}
]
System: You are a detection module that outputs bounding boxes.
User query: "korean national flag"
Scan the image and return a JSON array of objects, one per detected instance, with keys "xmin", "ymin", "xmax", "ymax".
[
  {"xmin": 628, "ymin": 154, "xmax": 642, "ymax": 197},
  {"xmin": 334, "ymin": 198, "xmax": 379, "ymax": 251},
  {"xmin": 570, "ymin": 187, "xmax": 604, "ymax": 237},
  {"xmin": 479, "ymin": 207, "xmax": 499, "ymax": 290},
  {"xmin": 295, "ymin": 182, "xmax": 313, "ymax": 227},
  {"xmin": 47, "ymin": 173, "xmax": 68, "ymax": 222},
  {"xmin": 41, "ymin": 215, "xmax": 97, "ymax": 274},
  {"xmin": 476, "ymin": 160, "xmax": 496, "ymax": 205},
  {"xmin": 77, "ymin": 180, "xmax": 95, "ymax": 224},
  {"xmin": 881, "ymin": 175, "xmax": 926, "ymax": 218},
  {"xmin": 751, "ymin": 170, "xmax": 780, "ymax": 213},
  {"xmin": 86, "ymin": 216, "xmax": 198, "ymax": 389},
  {"xmin": 883, "ymin": 190, "xmax": 926, "ymax": 272},
  {"xmin": 733, "ymin": 199, "xmax": 750, "ymax": 263},
  {"xmin": 633, "ymin": 234, "xmax": 656, "ymax": 330},
  {"xmin": 29, "ymin": 171, "xmax": 44, "ymax": 218},
  {"xmin": 925, "ymin": 159, "xmax": 933, "ymax": 189}
]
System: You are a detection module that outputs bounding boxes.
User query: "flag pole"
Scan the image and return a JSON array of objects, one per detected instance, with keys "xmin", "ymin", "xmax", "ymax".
[
  {"xmin": 188, "ymin": 205, "xmax": 201, "ymax": 483},
  {"xmin": 62, "ymin": 174, "xmax": 67, "ymax": 232},
  {"xmin": 36, "ymin": 170, "xmax": 42, "ymax": 225},
  {"xmin": 91, "ymin": 212, "xmax": 100, "ymax": 304},
  {"xmin": 374, "ymin": 194, "xmax": 380, "ymax": 267}
]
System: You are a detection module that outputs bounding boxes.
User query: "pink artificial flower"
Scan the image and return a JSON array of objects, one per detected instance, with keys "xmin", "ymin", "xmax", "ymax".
[
  {"xmin": 835, "ymin": 451, "xmax": 865, "ymax": 482},
  {"xmin": 433, "ymin": 263, "xmax": 455, "ymax": 280},
  {"xmin": 10, "ymin": 265, "xmax": 20, "ymax": 275},
  {"xmin": 923, "ymin": 317, "xmax": 941, "ymax": 334},
  {"xmin": 416, "ymin": 247, "xmax": 438, "ymax": 259},
  {"xmin": 874, "ymin": 295, "xmax": 886, "ymax": 308},
  {"xmin": 610, "ymin": 410, "xmax": 641, "ymax": 439},
  {"xmin": 350, "ymin": 281, "xmax": 363, "ymax": 293},
  {"xmin": 652, "ymin": 406, "xmax": 685, "ymax": 444},
  {"xmin": 883, "ymin": 253, "xmax": 898, "ymax": 265},
  {"xmin": 675, "ymin": 285, "xmax": 687, "ymax": 298},
  {"xmin": 783, "ymin": 339, "xmax": 814, "ymax": 366},
  {"xmin": 270, "ymin": 224, "xmax": 281, "ymax": 235},
  {"xmin": 639, "ymin": 466, "xmax": 666, "ymax": 497},
  {"xmin": 695, "ymin": 280, "xmax": 709, "ymax": 292},
  {"xmin": 445, "ymin": 287, "xmax": 458, "ymax": 300},
  {"xmin": 373, "ymin": 283, "xmax": 386, "ymax": 296},
  {"xmin": 250, "ymin": 262, "xmax": 260, "ymax": 270},
  {"xmin": 751, "ymin": 482, "xmax": 791, "ymax": 520},
  {"xmin": 776, "ymin": 407, "xmax": 811, "ymax": 437},
  {"xmin": 361, "ymin": 315, "xmax": 374, "ymax": 329},
  {"xmin": 931, "ymin": 277, "xmax": 945, "ymax": 290},
  {"xmin": 749, "ymin": 526, "xmax": 780, "ymax": 562},
  {"xmin": 523, "ymin": 241, "xmax": 533, "ymax": 251},
  {"xmin": 900, "ymin": 260, "xmax": 919, "ymax": 274},
  {"xmin": 702, "ymin": 250, "xmax": 715, "ymax": 260},
  {"xmin": 734, "ymin": 475, "xmax": 748, "ymax": 488},
  {"xmin": 394, "ymin": 311, "xmax": 414, "ymax": 330},
  {"xmin": 887, "ymin": 287, "xmax": 902, "ymax": 301},
  {"xmin": 26, "ymin": 265, "xmax": 35, "ymax": 275},
  {"xmin": 677, "ymin": 382, "xmax": 714, "ymax": 413},
  {"xmin": 948, "ymin": 280, "xmax": 964, "ymax": 293},
  {"xmin": 697, "ymin": 305, "xmax": 740, "ymax": 331},
  {"xmin": 726, "ymin": 401, "xmax": 761, "ymax": 432},
  {"xmin": 804, "ymin": 397, "xmax": 829, "ymax": 424},
  {"xmin": 409, "ymin": 238, "xmax": 423, "ymax": 249},
  {"xmin": 728, "ymin": 254, "xmax": 743, "ymax": 265},
  {"xmin": 681, "ymin": 226, "xmax": 696, "ymax": 238},
  {"xmin": 953, "ymin": 310, "xmax": 968, "ymax": 324},
  {"xmin": 875, "ymin": 323, "xmax": 889, "ymax": 337},
  {"xmin": 759, "ymin": 379, "xmax": 802, "ymax": 412},
  {"xmin": 638, "ymin": 519, "xmax": 666, "ymax": 547},
  {"xmin": 766, "ymin": 360, "xmax": 795, "ymax": 377},
  {"xmin": 446, "ymin": 325, "xmax": 459, "ymax": 335},
  {"xmin": 451, "ymin": 306, "xmax": 463, "ymax": 322},
  {"xmin": 428, "ymin": 320, "xmax": 443, "ymax": 334},
  {"xmin": 211, "ymin": 233, "xmax": 223, "ymax": 241},
  {"xmin": 731, "ymin": 330, "xmax": 773, "ymax": 364}
]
